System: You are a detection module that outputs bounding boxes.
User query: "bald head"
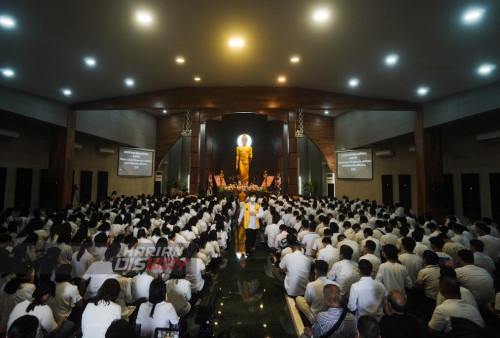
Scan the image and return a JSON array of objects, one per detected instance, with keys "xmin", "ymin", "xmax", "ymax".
[
  {"xmin": 323, "ymin": 284, "xmax": 342, "ymax": 307},
  {"xmin": 387, "ymin": 290, "xmax": 406, "ymax": 313}
]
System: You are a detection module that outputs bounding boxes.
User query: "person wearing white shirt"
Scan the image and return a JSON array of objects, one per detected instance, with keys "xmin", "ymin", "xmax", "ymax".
[
  {"xmin": 470, "ymin": 239, "xmax": 495, "ymax": 276},
  {"xmin": 348, "ymin": 259, "xmax": 387, "ymax": 321},
  {"xmin": 327, "ymin": 245, "xmax": 360, "ymax": 296},
  {"xmin": 311, "ymin": 229, "xmax": 333, "ymax": 258},
  {"xmin": 274, "ymin": 224, "xmax": 289, "ymax": 251},
  {"xmin": 278, "ymin": 242, "xmax": 312, "ymax": 296},
  {"xmin": 71, "ymin": 240, "xmax": 94, "ymax": 278},
  {"xmin": 376, "ymin": 244, "xmax": 413, "ymax": 295},
  {"xmin": 166, "ymin": 266, "xmax": 192, "ymax": 317},
  {"xmin": 264, "ymin": 214, "xmax": 281, "ymax": 249},
  {"xmin": 238, "ymin": 193, "xmax": 264, "ymax": 256},
  {"xmin": 380, "ymin": 226, "xmax": 398, "ymax": 247},
  {"xmin": 428, "ymin": 277, "xmax": 484, "ymax": 335},
  {"xmin": 435, "ymin": 267, "xmax": 478, "ymax": 309},
  {"xmin": 359, "ymin": 240, "xmax": 381, "ymax": 279},
  {"xmin": 336, "ymin": 236, "xmax": 360, "ymax": 262},
  {"xmin": 316, "ymin": 237, "xmax": 340, "ymax": 270},
  {"xmin": 301, "ymin": 222, "xmax": 321, "ymax": 257},
  {"xmin": 81, "ymin": 279, "xmax": 122, "ymax": 338},
  {"xmin": 131, "ymin": 271, "xmax": 154, "ymax": 302},
  {"xmin": 361, "ymin": 228, "xmax": 381, "ymax": 257},
  {"xmin": 81, "ymin": 245, "xmax": 119, "ymax": 299},
  {"xmin": 184, "ymin": 243, "xmax": 206, "ymax": 293},
  {"xmin": 48, "ymin": 265, "xmax": 83, "ymax": 324},
  {"xmin": 136, "ymin": 279, "xmax": 179, "ymax": 338},
  {"xmin": 411, "ymin": 231, "xmax": 430, "ymax": 258},
  {"xmin": 414, "ymin": 250, "xmax": 441, "ymax": 301},
  {"xmin": 397, "ymin": 238, "xmax": 423, "ymax": 284},
  {"xmin": 455, "ymin": 249, "xmax": 495, "ymax": 307},
  {"xmin": 296, "ymin": 260, "xmax": 338, "ymax": 323},
  {"xmin": 476, "ymin": 223, "xmax": 500, "ymax": 261}
]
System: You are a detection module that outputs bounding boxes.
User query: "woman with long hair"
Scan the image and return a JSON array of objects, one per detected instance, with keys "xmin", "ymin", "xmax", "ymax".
[
  {"xmin": 71, "ymin": 240, "xmax": 94, "ymax": 278},
  {"xmin": 7, "ymin": 281, "xmax": 73, "ymax": 338},
  {"xmin": 166, "ymin": 261, "xmax": 192, "ymax": 317},
  {"xmin": 183, "ymin": 242, "xmax": 206, "ymax": 293},
  {"xmin": 81, "ymin": 279, "xmax": 121, "ymax": 338},
  {"xmin": 57, "ymin": 231, "xmax": 73, "ymax": 265},
  {"xmin": 136, "ymin": 278, "xmax": 179, "ymax": 337}
]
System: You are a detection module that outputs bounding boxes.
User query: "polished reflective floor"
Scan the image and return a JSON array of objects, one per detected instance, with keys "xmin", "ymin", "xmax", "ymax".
[{"xmin": 211, "ymin": 229, "xmax": 296, "ymax": 337}]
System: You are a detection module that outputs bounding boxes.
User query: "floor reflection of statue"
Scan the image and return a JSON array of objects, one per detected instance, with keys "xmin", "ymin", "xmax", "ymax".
[{"xmin": 236, "ymin": 134, "xmax": 252, "ymax": 186}]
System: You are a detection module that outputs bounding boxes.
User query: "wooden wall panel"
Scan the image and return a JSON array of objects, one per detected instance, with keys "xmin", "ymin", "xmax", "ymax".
[
  {"xmin": 303, "ymin": 113, "xmax": 336, "ymax": 172},
  {"xmin": 190, "ymin": 112, "xmax": 201, "ymax": 194},
  {"xmin": 155, "ymin": 113, "xmax": 184, "ymax": 169}
]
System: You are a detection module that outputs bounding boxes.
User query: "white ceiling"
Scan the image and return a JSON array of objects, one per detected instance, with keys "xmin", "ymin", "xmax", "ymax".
[{"xmin": 0, "ymin": 0, "xmax": 499, "ymax": 108}]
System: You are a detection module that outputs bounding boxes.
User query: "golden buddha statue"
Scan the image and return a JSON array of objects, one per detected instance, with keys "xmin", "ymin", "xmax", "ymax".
[{"xmin": 236, "ymin": 134, "xmax": 252, "ymax": 186}]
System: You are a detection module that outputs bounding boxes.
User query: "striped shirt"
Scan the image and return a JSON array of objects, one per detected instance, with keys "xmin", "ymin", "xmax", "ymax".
[{"xmin": 311, "ymin": 307, "xmax": 356, "ymax": 338}]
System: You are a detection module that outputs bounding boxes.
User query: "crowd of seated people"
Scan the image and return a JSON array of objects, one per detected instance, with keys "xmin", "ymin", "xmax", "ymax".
[
  {"xmin": 265, "ymin": 196, "xmax": 500, "ymax": 337},
  {"xmin": 0, "ymin": 194, "xmax": 235, "ymax": 337}
]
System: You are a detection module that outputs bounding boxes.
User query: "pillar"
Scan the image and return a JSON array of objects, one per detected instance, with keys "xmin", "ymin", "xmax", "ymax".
[{"xmin": 47, "ymin": 110, "xmax": 75, "ymax": 211}]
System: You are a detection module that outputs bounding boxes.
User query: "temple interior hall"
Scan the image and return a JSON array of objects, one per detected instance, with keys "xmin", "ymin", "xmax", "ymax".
[{"xmin": 1, "ymin": 1, "xmax": 500, "ymax": 338}]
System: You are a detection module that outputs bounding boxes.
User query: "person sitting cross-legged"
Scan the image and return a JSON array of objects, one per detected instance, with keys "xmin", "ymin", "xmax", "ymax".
[
  {"xmin": 348, "ymin": 259, "xmax": 387, "ymax": 321},
  {"xmin": 302, "ymin": 284, "xmax": 356, "ymax": 338},
  {"xmin": 296, "ymin": 260, "xmax": 338, "ymax": 324}
]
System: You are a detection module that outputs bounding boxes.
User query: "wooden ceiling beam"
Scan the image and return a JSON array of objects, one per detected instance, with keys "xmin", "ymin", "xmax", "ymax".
[{"xmin": 72, "ymin": 87, "xmax": 420, "ymax": 112}]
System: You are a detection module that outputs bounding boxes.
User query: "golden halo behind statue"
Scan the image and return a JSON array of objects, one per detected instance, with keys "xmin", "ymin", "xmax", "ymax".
[{"xmin": 237, "ymin": 134, "xmax": 252, "ymax": 147}]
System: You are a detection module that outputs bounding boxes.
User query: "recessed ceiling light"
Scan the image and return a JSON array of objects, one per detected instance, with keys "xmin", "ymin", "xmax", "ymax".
[
  {"xmin": 290, "ymin": 56, "xmax": 300, "ymax": 64},
  {"xmin": 176, "ymin": 57, "xmax": 185, "ymax": 64},
  {"xmin": 1, "ymin": 68, "xmax": 15, "ymax": 78},
  {"xmin": 348, "ymin": 78, "xmax": 359, "ymax": 88},
  {"xmin": 313, "ymin": 9, "xmax": 330, "ymax": 23},
  {"xmin": 229, "ymin": 38, "xmax": 245, "ymax": 48},
  {"xmin": 61, "ymin": 88, "xmax": 72, "ymax": 96},
  {"xmin": 84, "ymin": 57, "xmax": 96, "ymax": 67},
  {"xmin": 277, "ymin": 75, "xmax": 287, "ymax": 83},
  {"xmin": 417, "ymin": 86, "xmax": 430, "ymax": 96},
  {"xmin": 462, "ymin": 7, "xmax": 486, "ymax": 25},
  {"xmin": 385, "ymin": 54, "xmax": 399, "ymax": 66},
  {"xmin": 194, "ymin": 76, "xmax": 201, "ymax": 82},
  {"xmin": 477, "ymin": 63, "xmax": 496, "ymax": 76},
  {"xmin": 135, "ymin": 11, "xmax": 153, "ymax": 25},
  {"xmin": 162, "ymin": 109, "xmax": 167, "ymax": 114},
  {"xmin": 324, "ymin": 110, "xmax": 329, "ymax": 115},
  {"xmin": 0, "ymin": 15, "xmax": 16, "ymax": 29},
  {"xmin": 124, "ymin": 78, "xmax": 135, "ymax": 87}
]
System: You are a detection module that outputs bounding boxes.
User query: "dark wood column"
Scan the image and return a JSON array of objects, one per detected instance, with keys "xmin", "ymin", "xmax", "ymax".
[
  {"xmin": 47, "ymin": 110, "xmax": 75, "ymax": 211},
  {"xmin": 204, "ymin": 119, "xmax": 214, "ymax": 193},
  {"xmin": 190, "ymin": 111, "xmax": 201, "ymax": 194},
  {"xmin": 287, "ymin": 112, "xmax": 298, "ymax": 195},
  {"xmin": 414, "ymin": 111, "xmax": 445, "ymax": 222},
  {"xmin": 272, "ymin": 120, "xmax": 285, "ymax": 185}
]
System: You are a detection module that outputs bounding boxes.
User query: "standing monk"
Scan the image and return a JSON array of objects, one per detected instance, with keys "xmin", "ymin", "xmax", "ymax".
[
  {"xmin": 236, "ymin": 134, "xmax": 252, "ymax": 186},
  {"xmin": 238, "ymin": 192, "xmax": 263, "ymax": 257}
]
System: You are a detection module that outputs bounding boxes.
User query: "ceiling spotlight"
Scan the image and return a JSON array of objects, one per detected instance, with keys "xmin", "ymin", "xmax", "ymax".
[
  {"xmin": 229, "ymin": 38, "xmax": 245, "ymax": 48},
  {"xmin": 313, "ymin": 9, "xmax": 330, "ymax": 23},
  {"xmin": 176, "ymin": 57, "xmax": 185, "ymax": 64},
  {"xmin": 385, "ymin": 54, "xmax": 399, "ymax": 66},
  {"xmin": 324, "ymin": 110, "xmax": 329, "ymax": 115},
  {"xmin": 477, "ymin": 63, "xmax": 496, "ymax": 76},
  {"xmin": 61, "ymin": 88, "xmax": 72, "ymax": 96},
  {"xmin": 348, "ymin": 78, "xmax": 359, "ymax": 88},
  {"xmin": 462, "ymin": 7, "xmax": 486, "ymax": 25},
  {"xmin": 84, "ymin": 57, "xmax": 96, "ymax": 67},
  {"xmin": 0, "ymin": 15, "xmax": 16, "ymax": 29},
  {"xmin": 1, "ymin": 68, "xmax": 15, "ymax": 78},
  {"xmin": 124, "ymin": 78, "xmax": 135, "ymax": 87},
  {"xmin": 162, "ymin": 109, "xmax": 167, "ymax": 114},
  {"xmin": 194, "ymin": 76, "xmax": 201, "ymax": 82},
  {"xmin": 290, "ymin": 56, "xmax": 300, "ymax": 63},
  {"xmin": 277, "ymin": 75, "xmax": 287, "ymax": 83},
  {"xmin": 417, "ymin": 86, "xmax": 430, "ymax": 96},
  {"xmin": 135, "ymin": 11, "xmax": 153, "ymax": 25}
]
